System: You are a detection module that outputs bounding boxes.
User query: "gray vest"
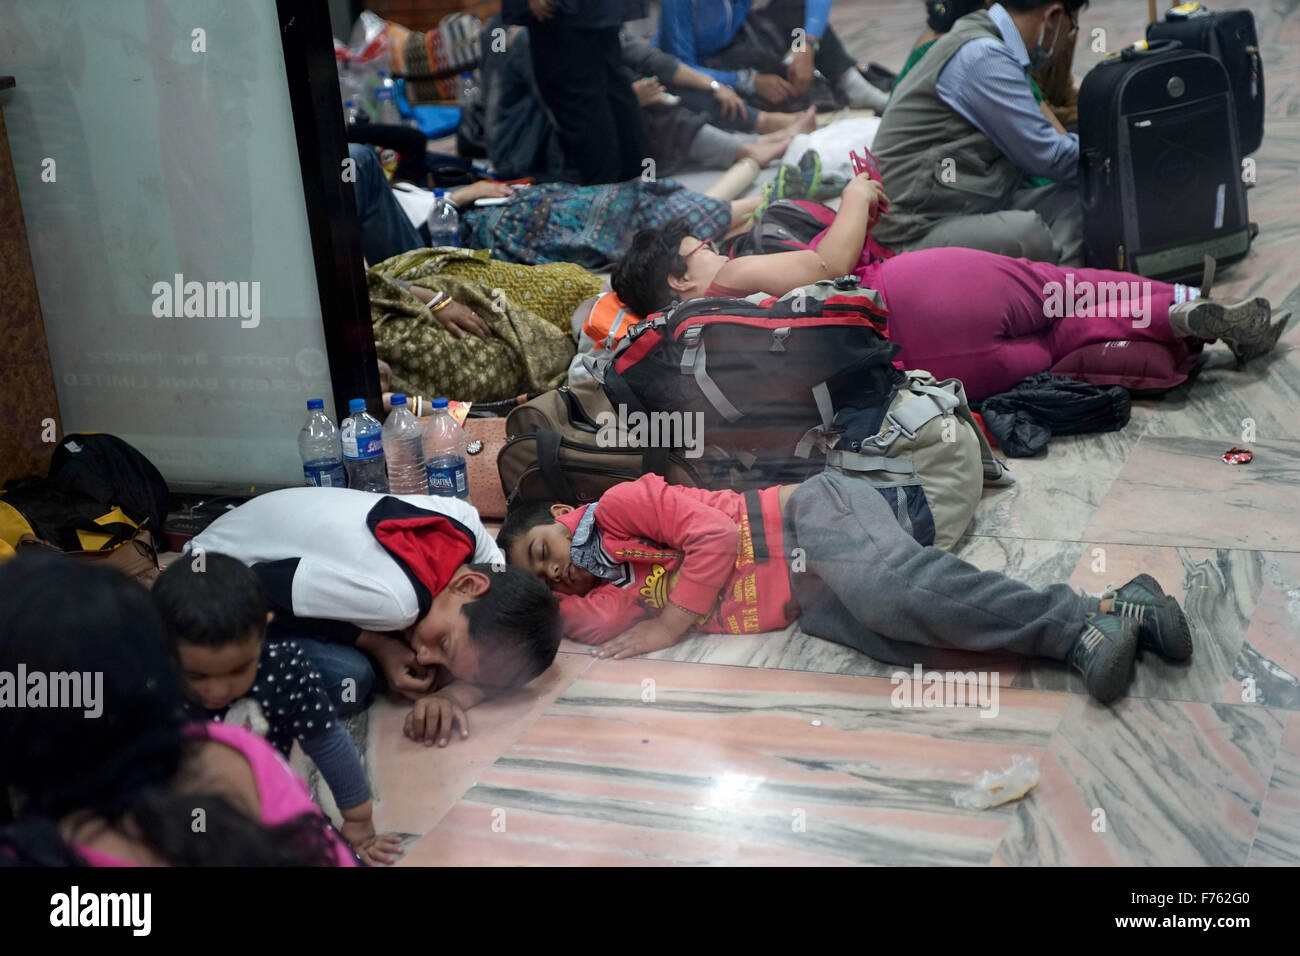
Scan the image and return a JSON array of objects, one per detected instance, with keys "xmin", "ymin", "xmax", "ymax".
[{"xmin": 871, "ymin": 11, "xmax": 1025, "ymax": 247}]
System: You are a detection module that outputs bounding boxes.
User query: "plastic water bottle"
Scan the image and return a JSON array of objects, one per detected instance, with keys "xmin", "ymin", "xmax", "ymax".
[
  {"xmin": 340, "ymin": 398, "xmax": 388, "ymax": 493},
  {"xmin": 382, "ymin": 394, "xmax": 429, "ymax": 494},
  {"xmin": 426, "ymin": 190, "xmax": 460, "ymax": 248},
  {"xmin": 298, "ymin": 399, "xmax": 346, "ymax": 488},
  {"xmin": 344, "ymin": 98, "xmax": 363, "ymax": 125},
  {"xmin": 375, "ymin": 70, "xmax": 401, "ymax": 125},
  {"xmin": 424, "ymin": 398, "xmax": 469, "ymax": 499}
]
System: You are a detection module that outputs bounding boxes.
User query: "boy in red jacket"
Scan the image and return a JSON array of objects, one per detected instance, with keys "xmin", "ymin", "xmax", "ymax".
[{"xmin": 499, "ymin": 471, "xmax": 1191, "ymax": 704}]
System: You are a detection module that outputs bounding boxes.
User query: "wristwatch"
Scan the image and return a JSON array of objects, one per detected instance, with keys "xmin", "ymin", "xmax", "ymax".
[{"xmin": 709, "ymin": 79, "xmax": 720, "ymax": 92}]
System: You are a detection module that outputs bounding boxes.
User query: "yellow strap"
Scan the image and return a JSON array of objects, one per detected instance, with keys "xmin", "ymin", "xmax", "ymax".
[
  {"xmin": 75, "ymin": 505, "xmax": 139, "ymax": 551},
  {"xmin": 0, "ymin": 500, "xmax": 35, "ymax": 552}
]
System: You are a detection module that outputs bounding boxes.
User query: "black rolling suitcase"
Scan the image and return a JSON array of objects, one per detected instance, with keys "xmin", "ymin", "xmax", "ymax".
[
  {"xmin": 1147, "ymin": 4, "xmax": 1263, "ymax": 154},
  {"xmin": 1077, "ymin": 41, "xmax": 1251, "ymax": 281}
]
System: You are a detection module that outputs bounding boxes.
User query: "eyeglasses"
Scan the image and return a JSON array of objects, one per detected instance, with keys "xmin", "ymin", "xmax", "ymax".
[{"xmin": 684, "ymin": 238, "xmax": 718, "ymax": 259}]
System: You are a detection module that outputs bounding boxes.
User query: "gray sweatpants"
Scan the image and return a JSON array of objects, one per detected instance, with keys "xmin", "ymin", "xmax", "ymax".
[
  {"xmin": 905, "ymin": 182, "xmax": 1084, "ymax": 267},
  {"xmin": 781, "ymin": 471, "xmax": 1092, "ymax": 666}
]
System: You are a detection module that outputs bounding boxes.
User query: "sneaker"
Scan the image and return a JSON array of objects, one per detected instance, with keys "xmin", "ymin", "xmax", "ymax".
[
  {"xmin": 1069, "ymin": 613, "xmax": 1138, "ymax": 704},
  {"xmin": 1105, "ymin": 574, "xmax": 1193, "ymax": 662},
  {"xmin": 798, "ymin": 150, "xmax": 823, "ymax": 200},
  {"xmin": 773, "ymin": 164, "xmax": 804, "ymax": 202}
]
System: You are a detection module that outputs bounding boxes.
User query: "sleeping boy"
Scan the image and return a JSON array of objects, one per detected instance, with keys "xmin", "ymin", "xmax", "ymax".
[
  {"xmin": 188, "ymin": 486, "xmax": 561, "ymax": 746},
  {"xmin": 499, "ymin": 471, "xmax": 1191, "ymax": 703}
]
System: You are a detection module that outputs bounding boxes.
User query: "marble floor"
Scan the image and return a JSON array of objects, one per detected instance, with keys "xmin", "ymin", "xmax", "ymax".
[{"xmin": 314, "ymin": 0, "xmax": 1300, "ymax": 866}]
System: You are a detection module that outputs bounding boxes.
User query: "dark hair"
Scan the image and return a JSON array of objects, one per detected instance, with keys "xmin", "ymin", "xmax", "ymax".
[
  {"xmin": 460, "ymin": 562, "xmax": 560, "ymax": 688},
  {"xmin": 1001, "ymin": 0, "xmax": 1088, "ymax": 15},
  {"xmin": 496, "ymin": 500, "xmax": 562, "ymax": 564},
  {"xmin": 925, "ymin": 0, "xmax": 988, "ymax": 33},
  {"xmin": 611, "ymin": 217, "xmax": 695, "ymax": 318},
  {"xmin": 152, "ymin": 552, "xmax": 267, "ymax": 649},
  {"xmin": 0, "ymin": 552, "xmax": 343, "ymax": 866}
]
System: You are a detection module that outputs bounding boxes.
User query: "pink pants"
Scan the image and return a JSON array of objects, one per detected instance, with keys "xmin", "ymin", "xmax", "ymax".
[{"xmin": 856, "ymin": 248, "xmax": 1190, "ymax": 400}]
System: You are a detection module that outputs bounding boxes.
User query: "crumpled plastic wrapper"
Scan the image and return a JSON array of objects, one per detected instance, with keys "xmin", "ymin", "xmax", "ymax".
[{"xmin": 953, "ymin": 755, "xmax": 1040, "ymax": 809}]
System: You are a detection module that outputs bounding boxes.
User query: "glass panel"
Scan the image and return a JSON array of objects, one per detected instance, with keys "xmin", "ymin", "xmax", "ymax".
[{"xmin": 4, "ymin": 0, "xmax": 333, "ymax": 490}]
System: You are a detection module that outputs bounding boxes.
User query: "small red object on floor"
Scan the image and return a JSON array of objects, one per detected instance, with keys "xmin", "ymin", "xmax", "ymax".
[{"xmin": 1222, "ymin": 447, "xmax": 1254, "ymax": 464}]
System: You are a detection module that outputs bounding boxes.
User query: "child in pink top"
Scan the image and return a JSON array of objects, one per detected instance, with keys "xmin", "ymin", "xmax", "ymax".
[
  {"xmin": 75, "ymin": 722, "xmax": 356, "ymax": 868},
  {"xmin": 0, "ymin": 553, "xmax": 356, "ymax": 867}
]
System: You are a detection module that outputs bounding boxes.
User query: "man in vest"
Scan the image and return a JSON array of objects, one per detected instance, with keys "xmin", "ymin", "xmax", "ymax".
[{"xmin": 871, "ymin": 1, "xmax": 1087, "ymax": 264}]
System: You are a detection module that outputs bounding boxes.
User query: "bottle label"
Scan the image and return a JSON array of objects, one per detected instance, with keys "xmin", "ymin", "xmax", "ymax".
[
  {"xmin": 427, "ymin": 458, "xmax": 468, "ymax": 498},
  {"xmin": 304, "ymin": 462, "xmax": 347, "ymax": 488},
  {"xmin": 342, "ymin": 428, "xmax": 383, "ymax": 460}
]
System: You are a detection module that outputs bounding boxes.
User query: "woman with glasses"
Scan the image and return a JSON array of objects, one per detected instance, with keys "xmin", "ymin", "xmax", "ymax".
[{"xmin": 611, "ymin": 171, "xmax": 1286, "ymax": 403}]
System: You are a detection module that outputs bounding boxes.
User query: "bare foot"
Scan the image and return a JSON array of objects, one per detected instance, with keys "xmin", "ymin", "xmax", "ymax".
[
  {"xmin": 790, "ymin": 106, "xmax": 817, "ymax": 136},
  {"xmin": 736, "ymin": 137, "xmax": 792, "ymax": 168},
  {"xmin": 755, "ymin": 106, "xmax": 817, "ymax": 136}
]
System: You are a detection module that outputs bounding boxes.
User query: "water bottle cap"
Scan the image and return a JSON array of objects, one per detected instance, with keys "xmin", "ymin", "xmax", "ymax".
[
  {"xmin": 379, "ymin": 70, "xmax": 389, "ymax": 77},
  {"xmin": 345, "ymin": 99, "xmax": 354, "ymax": 106},
  {"xmin": 307, "ymin": 398, "xmax": 325, "ymax": 410},
  {"xmin": 349, "ymin": 398, "xmax": 366, "ymax": 412},
  {"xmin": 391, "ymin": 393, "xmax": 407, "ymax": 406},
  {"xmin": 432, "ymin": 397, "xmax": 449, "ymax": 409},
  {"xmin": 433, "ymin": 189, "xmax": 444, "ymax": 198}
]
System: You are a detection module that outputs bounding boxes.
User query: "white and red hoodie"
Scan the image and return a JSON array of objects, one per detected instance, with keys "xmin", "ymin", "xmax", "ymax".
[{"xmin": 188, "ymin": 487, "xmax": 503, "ymax": 643}]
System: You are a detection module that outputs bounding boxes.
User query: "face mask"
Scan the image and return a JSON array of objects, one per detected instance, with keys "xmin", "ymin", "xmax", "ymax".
[{"xmin": 1027, "ymin": 14, "xmax": 1063, "ymax": 71}]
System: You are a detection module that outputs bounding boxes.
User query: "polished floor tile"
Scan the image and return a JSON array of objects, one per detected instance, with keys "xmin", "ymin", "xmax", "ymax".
[
  {"xmin": 994, "ymin": 696, "xmax": 1287, "ymax": 865},
  {"xmin": 399, "ymin": 660, "xmax": 1067, "ymax": 866},
  {"xmin": 1227, "ymin": 551, "xmax": 1300, "ymax": 712},
  {"xmin": 1248, "ymin": 712, "xmax": 1300, "ymax": 866},
  {"xmin": 1083, "ymin": 436, "xmax": 1300, "ymax": 552}
]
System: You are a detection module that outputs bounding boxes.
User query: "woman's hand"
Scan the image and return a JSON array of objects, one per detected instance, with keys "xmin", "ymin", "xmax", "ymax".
[
  {"xmin": 633, "ymin": 77, "xmax": 666, "ymax": 107},
  {"xmin": 844, "ymin": 174, "xmax": 888, "ymax": 227},
  {"xmin": 713, "ymin": 83, "xmax": 747, "ymax": 123},
  {"xmin": 437, "ymin": 300, "xmax": 493, "ymax": 341},
  {"xmin": 527, "ymin": 0, "xmax": 556, "ymax": 22},
  {"xmin": 448, "ymin": 180, "xmax": 515, "ymax": 207},
  {"xmin": 405, "ymin": 284, "xmax": 493, "ymax": 340}
]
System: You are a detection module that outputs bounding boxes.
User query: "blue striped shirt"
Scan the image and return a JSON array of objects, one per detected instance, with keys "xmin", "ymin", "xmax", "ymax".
[{"xmin": 934, "ymin": 3, "xmax": 1079, "ymax": 183}]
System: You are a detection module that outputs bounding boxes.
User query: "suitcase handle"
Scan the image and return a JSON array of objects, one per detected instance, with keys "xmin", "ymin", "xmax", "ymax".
[{"xmin": 1121, "ymin": 38, "xmax": 1183, "ymax": 61}]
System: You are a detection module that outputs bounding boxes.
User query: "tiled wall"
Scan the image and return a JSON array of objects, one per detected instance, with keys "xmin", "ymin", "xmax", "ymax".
[{"xmin": 0, "ymin": 86, "xmax": 61, "ymax": 485}]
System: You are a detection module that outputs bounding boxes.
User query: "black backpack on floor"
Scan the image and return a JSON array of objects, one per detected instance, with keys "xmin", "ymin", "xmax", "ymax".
[{"xmin": 1147, "ymin": 4, "xmax": 1263, "ymax": 154}]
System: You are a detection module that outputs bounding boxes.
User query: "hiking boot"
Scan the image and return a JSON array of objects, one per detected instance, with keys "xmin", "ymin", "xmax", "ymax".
[
  {"xmin": 1069, "ymin": 613, "xmax": 1138, "ymax": 704},
  {"xmin": 1104, "ymin": 574, "xmax": 1193, "ymax": 662},
  {"xmin": 1168, "ymin": 296, "xmax": 1280, "ymax": 364},
  {"xmin": 1166, "ymin": 255, "xmax": 1284, "ymax": 365}
]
